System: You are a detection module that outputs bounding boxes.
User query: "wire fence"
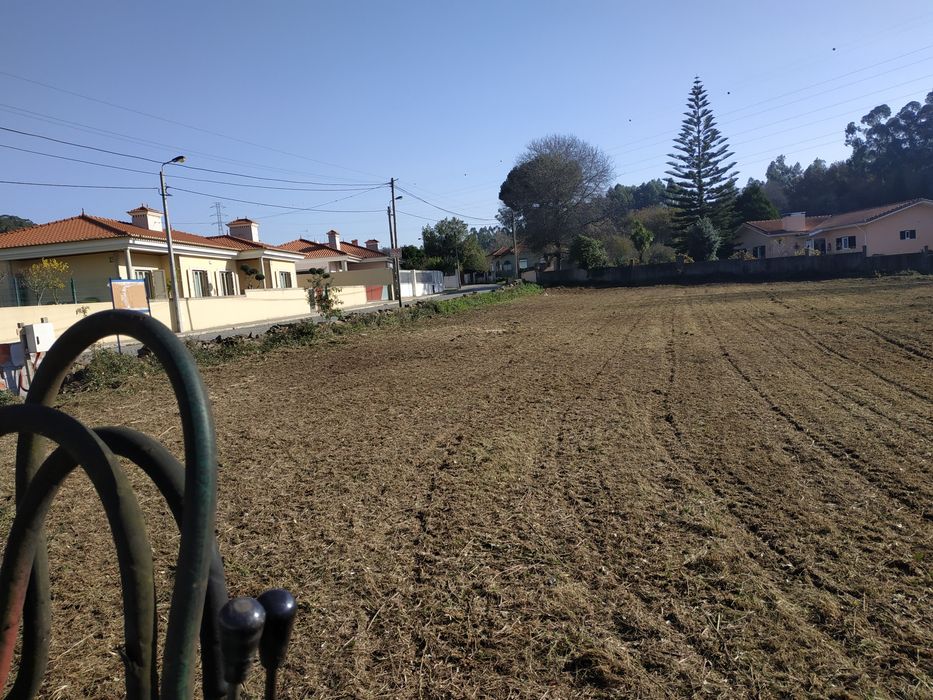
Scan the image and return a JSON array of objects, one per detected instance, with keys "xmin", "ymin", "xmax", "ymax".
[{"xmin": 0, "ymin": 276, "xmax": 115, "ymax": 307}]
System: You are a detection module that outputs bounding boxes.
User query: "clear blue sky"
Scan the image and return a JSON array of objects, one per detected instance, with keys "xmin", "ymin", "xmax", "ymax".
[{"xmin": 2, "ymin": 1, "xmax": 933, "ymax": 246}]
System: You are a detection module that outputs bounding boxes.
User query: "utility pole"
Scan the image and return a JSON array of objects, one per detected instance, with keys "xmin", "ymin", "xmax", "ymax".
[
  {"xmin": 390, "ymin": 177, "xmax": 402, "ymax": 307},
  {"xmin": 511, "ymin": 210, "xmax": 519, "ymax": 281},
  {"xmin": 160, "ymin": 156, "xmax": 186, "ymax": 332}
]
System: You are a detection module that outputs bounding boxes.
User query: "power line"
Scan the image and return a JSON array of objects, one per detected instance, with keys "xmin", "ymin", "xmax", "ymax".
[
  {"xmin": 616, "ymin": 84, "xmax": 933, "ymax": 177},
  {"xmin": 169, "ymin": 185, "xmax": 386, "ymax": 213},
  {"xmin": 0, "ymin": 179, "xmax": 155, "ymax": 190},
  {"xmin": 607, "ymin": 57, "xmax": 933, "ymax": 157},
  {"xmin": 0, "ymin": 142, "xmax": 155, "ymax": 175},
  {"xmin": 0, "ymin": 102, "xmax": 380, "ymax": 183},
  {"xmin": 1, "ymin": 123, "xmax": 387, "ymax": 188},
  {"xmin": 176, "ymin": 163, "xmax": 385, "ymax": 187},
  {"xmin": 394, "ymin": 185, "xmax": 497, "ymax": 222},
  {"xmin": 0, "ymin": 69, "xmax": 388, "ymax": 180},
  {"xmin": 0, "ymin": 125, "xmax": 160, "ymax": 163}
]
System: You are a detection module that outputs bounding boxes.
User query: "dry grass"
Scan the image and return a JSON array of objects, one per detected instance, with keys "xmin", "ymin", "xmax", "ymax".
[{"xmin": 1, "ymin": 276, "xmax": 931, "ymax": 698}]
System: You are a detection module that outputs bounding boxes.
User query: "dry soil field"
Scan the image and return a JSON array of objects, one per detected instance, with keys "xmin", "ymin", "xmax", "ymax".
[{"xmin": 2, "ymin": 276, "xmax": 932, "ymax": 698}]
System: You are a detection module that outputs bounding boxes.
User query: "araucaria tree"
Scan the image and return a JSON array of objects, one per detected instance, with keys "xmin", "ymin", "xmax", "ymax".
[
  {"xmin": 499, "ymin": 134, "xmax": 613, "ymax": 269},
  {"xmin": 666, "ymin": 78, "xmax": 738, "ymax": 250}
]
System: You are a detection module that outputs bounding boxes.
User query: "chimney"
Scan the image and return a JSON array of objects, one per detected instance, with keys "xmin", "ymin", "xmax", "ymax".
[
  {"xmin": 128, "ymin": 205, "xmax": 164, "ymax": 232},
  {"xmin": 327, "ymin": 230, "xmax": 341, "ymax": 249},
  {"xmin": 365, "ymin": 238, "xmax": 379, "ymax": 251},
  {"xmin": 781, "ymin": 212, "xmax": 807, "ymax": 232},
  {"xmin": 351, "ymin": 239, "xmax": 359, "ymax": 246},
  {"xmin": 227, "ymin": 218, "xmax": 260, "ymax": 242}
]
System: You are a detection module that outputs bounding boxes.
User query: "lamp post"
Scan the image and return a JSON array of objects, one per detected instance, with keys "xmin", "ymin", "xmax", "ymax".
[{"xmin": 160, "ymin": 155, "xmax": 186, "ymax": 332}]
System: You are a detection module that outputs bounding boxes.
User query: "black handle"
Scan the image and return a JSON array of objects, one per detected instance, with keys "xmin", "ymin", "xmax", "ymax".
[
  {"xmin": 219, "ymin": 597, "xmax": 266, "ymax": 687},
  {"xmin": 257, "ymin": 588, "xmax": 297, "ymax": 670}
]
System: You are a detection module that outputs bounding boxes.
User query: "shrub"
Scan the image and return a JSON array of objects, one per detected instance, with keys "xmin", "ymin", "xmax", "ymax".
[
  {"xmin": 67, "ymin": 348, "xmax": 154, "ymax": 391},
  {"xmin": 21, "ymin": 258, "xmax": 70, "ymax": 304},
  {"xmin": 646, "ymin": 243, "xmax": 677, "ymax": 264}
]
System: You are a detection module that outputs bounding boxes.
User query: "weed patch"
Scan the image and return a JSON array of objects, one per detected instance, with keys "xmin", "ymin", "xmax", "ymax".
[{"xmin": 61, "ymin": 284, "xmax": 542, "ymax": 388}]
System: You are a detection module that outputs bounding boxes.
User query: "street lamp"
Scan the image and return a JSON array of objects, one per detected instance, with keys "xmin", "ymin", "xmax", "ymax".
[{"xmin": 160, "ymin": 155, "xmax": 185, "ymax": 332}]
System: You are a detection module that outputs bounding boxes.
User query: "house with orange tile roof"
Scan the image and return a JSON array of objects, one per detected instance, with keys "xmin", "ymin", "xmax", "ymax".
[
  {"xmin": 279, "ymin": 230, "xmax": 390, "ymax": 274},
  {"xmin": 734, "ymin": 198, "xmax": 933, "ymax": 259},
  {"xmin": 0, "ymin": 206, "xmax": 304, "ymax": 305}
]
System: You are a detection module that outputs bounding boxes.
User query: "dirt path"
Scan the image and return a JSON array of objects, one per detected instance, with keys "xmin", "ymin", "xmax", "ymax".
[{"xmin": 1, "ymin": 277, "xmax": 931, "ymax": 698}]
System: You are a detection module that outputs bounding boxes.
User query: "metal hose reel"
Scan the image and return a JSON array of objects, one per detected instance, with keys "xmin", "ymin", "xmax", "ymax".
[{"xmin": 0, "ymin": 309, "xmax": 295, "ymax": 699}]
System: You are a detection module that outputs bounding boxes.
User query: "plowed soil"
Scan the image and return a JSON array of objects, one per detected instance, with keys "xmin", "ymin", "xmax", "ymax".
[{"xmin": 2, "ymin": 277, "xmax": 932, "ymax": 698}]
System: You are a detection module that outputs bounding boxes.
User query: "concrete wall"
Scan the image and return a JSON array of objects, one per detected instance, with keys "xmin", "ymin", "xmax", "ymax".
[
  {"xmin": 539, "ymin": 249, "xmax": 932, "ymax": 288},
  {"xmin": 0, "ymin": 300, "xmax": 114, "ymax": 343},
  {"xmin": 323, "ymin": 268, "xmax": 393, "ymax": 288},
  {"xmin": 349, "ymin": 260, "xmax": 389, "ymax": 270},
  {"xmin": 0, "ymin": 288, "xmax": 313, "ymax": 343},
  {"xmin": 332, "ymin": 285, "xmax": 368, "ymax": 308}
]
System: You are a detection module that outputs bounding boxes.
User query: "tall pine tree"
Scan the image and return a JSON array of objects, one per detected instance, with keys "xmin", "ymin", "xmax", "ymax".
[{"xmin": 666, "ymin": 78, "xmax": 738, "ymax": 243}]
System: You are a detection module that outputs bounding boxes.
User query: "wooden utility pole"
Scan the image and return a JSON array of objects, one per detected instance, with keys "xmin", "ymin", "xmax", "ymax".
[
  {"xmin": 512, "ymin": 210, "xmax": 519, "ymax": 281},
  {"xmin": 390, "ymin": 177, "xmax": 402, "ymax": 307}
]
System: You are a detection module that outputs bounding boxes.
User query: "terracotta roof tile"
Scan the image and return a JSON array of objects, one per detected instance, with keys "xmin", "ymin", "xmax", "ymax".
[
  {"xmin": 745, "ymin": 199, "xmax": 932, "ymax": 236},
  {"xmin": 813, "ymin": 199, "xmax": 928, "ymax": 231},
  {"xmin": 279, "ymin": 238, "xmax": 387, "ymax": 260},
  {"xmin": 745, "ymin": 215, "xmax": 830, "ymax": 235},
  {"xmin": 337, "ymin": 240, "xmax": 386, "ymax": 259},
  {"xmin": 0, "ymin": 214, "xmax": 295, "ymax": 254}
]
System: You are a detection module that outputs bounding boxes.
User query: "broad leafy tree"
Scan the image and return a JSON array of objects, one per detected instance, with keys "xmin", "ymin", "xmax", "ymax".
[
  {"xmin": 0, "ymin": 215, "xmax": 35, "ymax": 234},
  {"xmin": 570, "ymin": 234, "xmax": 610, "ymax": 270},
  {"xmin": 421, "ymin": 218, "xmax": 487, "ymax": 275},
  {"xmin": 399, "ymin": 244, "xmax": 426, "ymax": 270},
  {"xmin": 499, "ymin": 134, "xmax": 614, "ymax": 269},
  {"xmin": 666, "ymin": 78, "xmax": 738, "ymax": 237},
  {"xmin": 629, "ymin": 220, "xmax": 654, "ymax": 261}
]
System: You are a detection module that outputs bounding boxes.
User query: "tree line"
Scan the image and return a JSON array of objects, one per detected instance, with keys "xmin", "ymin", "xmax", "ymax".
[{"xmin": 494, "ymin": 81, "xmax": 933, "ymax": 269}]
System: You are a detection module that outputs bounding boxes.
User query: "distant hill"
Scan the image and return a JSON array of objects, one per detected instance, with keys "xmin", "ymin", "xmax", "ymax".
[{"xmin": 0, "ymin": 215, "xmax": 36, "ymax": 233}]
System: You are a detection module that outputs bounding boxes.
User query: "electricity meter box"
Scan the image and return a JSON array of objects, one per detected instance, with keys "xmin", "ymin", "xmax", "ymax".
[{"xmin": 22, "ymin": 322, "xmax": 55, "ymax": 353}]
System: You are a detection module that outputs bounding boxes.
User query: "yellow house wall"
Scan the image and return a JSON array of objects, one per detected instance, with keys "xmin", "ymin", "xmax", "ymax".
[
  {"xmin": 9, "ymin": 252, "xmax": 119, "ymax": 303},
  {"xmin": 175, "ymin": 254, "xmax": 238, "ymax": 297},
  {"xmin": 862, "ymin": 206, "xmax": 933, "ymax": 255},
  {"xmin": 765, "ymin": 233, "xmax": 808, "ymax": 258},
  {"xmin": 733, "ymin": 227, "xmax": 770, "ymax": 255},
  {"xmin": 125, "ymin": 251, "xmax": 170, "ymax": 279},
  {"xmin": 266, "ymin": 259, "xmax": 298, "ymax": 288}
]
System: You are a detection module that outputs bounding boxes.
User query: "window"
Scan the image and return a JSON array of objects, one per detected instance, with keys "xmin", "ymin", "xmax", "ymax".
[
  {"xmin": 752, "ymin": 245, "xmax": 766, "ymax": 259},
  {"xmin": 217, "ymin": 270, "xmax": 235, "ymax": 296},
  {"xmin": 835, "ymin": 235, "xmax": 857, "ymax": 250},
  {"xmin": 190, "ymin": 269, "xmax": 210, "ymax": 297},
  {"xmin": 277, "ymin": 271, "xmax": 293, "ymax": 288},
  {"xmin": 900, "ymin": 229, "xmax": 917, "ymax": 240},
  {"xmin": 138, "ymin": 270, "xmax": 154, "ymax": 298},
  {"xmin": 519, "ymin": 258, "xmax": 528, "ymax": 269}
]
